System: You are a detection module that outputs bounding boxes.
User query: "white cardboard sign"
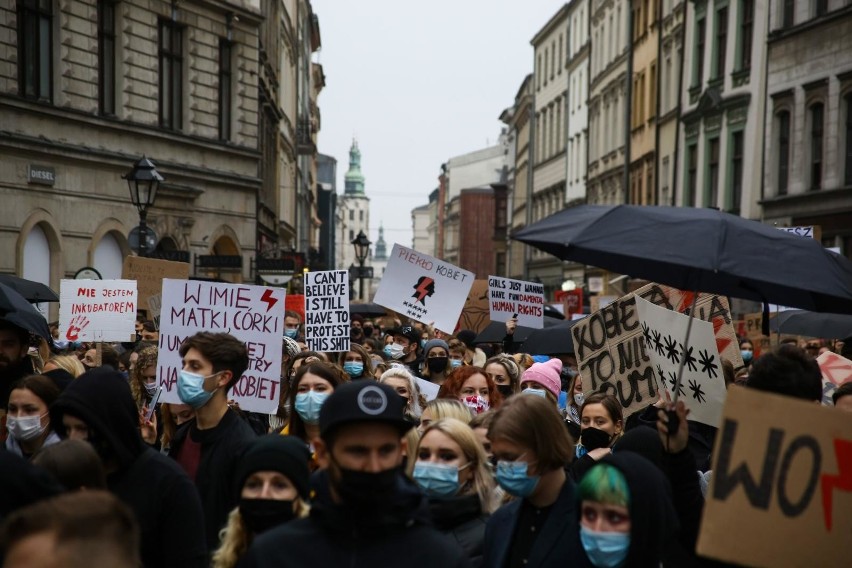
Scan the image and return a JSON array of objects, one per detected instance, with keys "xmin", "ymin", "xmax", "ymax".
[
  {"xmin": 374, "ymin": 244, "xmax": 474, "ymax": 333},
  {"xmin": 157, "ymin": 279, "xmax": 285, "ymax": 413},
  {"xmin": 487, "ymin": 276, "xmax": 545, "ymax": 329},
  {"xmin": 59, "ymin": 279, "xmax": 138, "ymax": 342},
  {"xmin": 304, "ymin": 270, "xmax": 350, "ymax": 353}
]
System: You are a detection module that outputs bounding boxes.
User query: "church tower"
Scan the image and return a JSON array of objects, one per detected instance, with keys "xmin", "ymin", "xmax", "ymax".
[{"xmin": 336, "ymin": 139, "xmax": 371, "ymax": 277}]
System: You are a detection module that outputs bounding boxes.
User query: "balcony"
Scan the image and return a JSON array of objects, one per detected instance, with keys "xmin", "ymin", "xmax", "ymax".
[{"xmin": 296, "ymin": 116, "xmax": 316, "ymax": 155}]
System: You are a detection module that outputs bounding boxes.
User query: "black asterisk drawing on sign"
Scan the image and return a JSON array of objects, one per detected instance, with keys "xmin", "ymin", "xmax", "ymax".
[
  {"xmin": 688, "ymin": 379, "xmax": 706, "ymax": 403},
  {"xmin": 680, "ymin": 343, "xmax": 698, "ymax": 372},
  {"xmin": 698, "ymin": 349, "xmax": 718, "ymax": 379},
  {"xmin": 656, "ymin": 364, "xmax": 665, "ymax": 385},
  {"xmin": 652, "ymin": 330, "xmax": 664, "ymax": 355},
  {"xmin": 664, "ymin": 335, "xmax": 680, "ymax": 364},
  {"xmin": 641, "ymin": 323, "xmax": 652, "ymax": 350},
  {"xmin": 668, "ymin": 372, "xmax": 685, "ymax": 397}
]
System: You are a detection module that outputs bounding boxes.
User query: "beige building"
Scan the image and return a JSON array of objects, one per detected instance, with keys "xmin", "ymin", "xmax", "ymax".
[
  {"xmin": 629, "ymin": 0, "xmax": 659, "ymax": 205},
  {"xmin": 656, "ymin": 0, "xmax": 685, "ymax": 207}
]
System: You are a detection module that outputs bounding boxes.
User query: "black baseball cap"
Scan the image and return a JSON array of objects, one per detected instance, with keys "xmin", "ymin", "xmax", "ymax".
[
  {"xmin": 386, "ymin": 325, "xmax": 420, "ymax": 345},
  {"xmin": 319, "ymin": 381, "xmax": 412, "ymax": 438}
]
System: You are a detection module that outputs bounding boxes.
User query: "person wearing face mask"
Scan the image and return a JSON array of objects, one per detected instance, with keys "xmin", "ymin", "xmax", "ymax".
[
  {"xmin": 564, "ymin": 372, "xmax": 585, "ymax": 439},
  {"xmin": 129, "ymin": 347, "xmax": 161, "ymax": 438},
  {"xmin": 518, "ymin": 358, "xmax": 563, "ymax": 407},
  {"xmin": 421, "ymin": 339, "xmax": 452, "ymax": 385},
  {"xmin": 570, "ymin": 393, "xmax": 624, "ymax": 482},
  {"xmin": 336, "ymin": 344, "xmax": 373, "ymax": 380},
  {"xmin": 5, "ymin": 375, "xmax": 61, "ymax": 459},
  {"xmin": 447, "ymin": 338, "xmax": 469, "ymax": 370},
  {"xmin": 380, "ymin": 366, "xmax": 426, "ymax": 421},
  {"xmin": 167, "ymin": 332, "xmax": 257, "ymax": 551},
  {"xmin": 383, "ymin": 325, "xmax": 423, "ymax": 376},
  {"xmin": 739, "ymin": 338, "xmax": 754, "ymax": 367},
  {"xmin": 283, "ymin": 310, "xmax": 303, "ymax": 342},
  {"xmin": 413, "ymin": 418, "xmax": 499, "ymax": 568},
  {"xmin": 484, "ymin": 355, "xmax": 521, "ymax": 400},
  {"xmin": 212, "ymin": 435, "xmax": 311, "ymax": 568},
  {"xmin": 483, "ymin": 394, "xmax": 580, "ymax": 567},
  {"xmin": 281, "ymin": 362, "xmax": 347, "ymax": 460},
  {"xmin": 241, "ymin": 381, "xmax": 467, "ymax": 568},
  {"xmin": 437, "ymin": 366, "xmax": 504, "ymax": 416}
]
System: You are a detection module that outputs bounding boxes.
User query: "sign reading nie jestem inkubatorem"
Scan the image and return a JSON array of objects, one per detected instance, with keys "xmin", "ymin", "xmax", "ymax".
[
  {"xmin": 374, "ymin": 244, "xmax": 474, "ymax": 333},
  {"xmin": 488, "ymin": 276, "xmax": 545, "ymax": 329},
  {"xmin": 304, "ymin": 270, "xmax": 350, "ymax": 353},
  {"xmin": 59, "ymin": 279, "xmax": 138, "ymax": 342},
  {"xmin": 157, "ymin": 279, "xmax": 285, "ymax": 413}
]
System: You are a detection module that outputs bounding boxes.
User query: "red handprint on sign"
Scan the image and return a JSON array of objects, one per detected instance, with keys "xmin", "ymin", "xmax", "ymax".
[{"xmin": 66, "ymin": 315, "xmax": 90, "ymax": 341}]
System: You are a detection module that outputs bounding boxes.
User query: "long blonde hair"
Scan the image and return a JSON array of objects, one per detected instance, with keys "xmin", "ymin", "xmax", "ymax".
[
  {"xmin": 46, "ymin": 354, "xmax": 85, "ymax": 378},
  {"xmin": 422, "ymin": 398, "xmax": 472, "ymax": 425}
]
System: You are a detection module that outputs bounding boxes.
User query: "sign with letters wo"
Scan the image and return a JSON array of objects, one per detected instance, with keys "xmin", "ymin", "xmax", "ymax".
[
  {"xmin": 697, "ymin": 387, "xmax": 852, "ymax": 566},
  {"xmin": 304, "ymin": 270, "xmax": 350, "ymax": 353},
  {"xmin": 488, "ymin": 276, "xmax": 544, "ymax": 329},
  {"xmin": 59, "ymin": 279, "xmax": 138, "ymax": 342},
  {"xmin": 157, "ymin": 279, "xmax": 285, "ymax": 413}
]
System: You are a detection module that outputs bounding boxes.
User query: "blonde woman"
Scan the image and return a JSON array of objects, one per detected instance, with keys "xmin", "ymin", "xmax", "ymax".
[
  {"xmin": 379, "ymin": 365, "xmax": 426, "ymax": 420},
  {"xmin": 43, "ymin": 354, "xmax": 85, "ymax": 378},
  {"xmin": 413, "ymin": 418, "xmax": 499, "ymax": 566},
  {"xmin": 129, "ymin": 345, "xmax": 158, "ymax": 410},
  {"xmin": 418, "ymin": 398, "xmax": 472, "ymax": 433},
  {"xmin": 213, "ymin": 435, "xmax": 311, "ymax": 568}
]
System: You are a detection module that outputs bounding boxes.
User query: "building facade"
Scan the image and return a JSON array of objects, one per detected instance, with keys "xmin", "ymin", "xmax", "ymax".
[
  {"xmin": 566, "ymin": 0, "xmax": 590, "ymax": 206},
  {"xmin": 629, "ymin": 0, "xmax": 660, "ymax": 205},
  {"xmin": 336, "ymin": 140, "xmax": 371, "ymax": 271},
  {"xmin": 656, "ymin": 0, "xmax": 686, "ymax": 207}
]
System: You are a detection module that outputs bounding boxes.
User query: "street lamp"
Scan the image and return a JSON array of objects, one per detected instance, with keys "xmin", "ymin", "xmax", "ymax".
[
  {"xmin": 123, "ymin": 156, "xmax": 164, "ymax": 256},
  {"xmin": 351, "ymin": 230, "xmax": 371, "ymax": 300}
]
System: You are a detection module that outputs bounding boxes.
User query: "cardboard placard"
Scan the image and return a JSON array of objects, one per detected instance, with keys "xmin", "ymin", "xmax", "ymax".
[
  {"xmin": 458, "ymin": 280, "xmax": 490, "ymax": 334},
  {"xmin": 304, "ymin": 270, "xmax": 350, "ymax": 353},
  {"xmin": 374, "ymin": 244, "xmax": 474, "ymax": 334},
  {"xmin": 157, "ymin": 279, "xmax": 284, "ymax": 413},
  {"xmin": 487, "ymin": 276, "xmax": 544, "ymax": 329},
  {"xmin": 816, "ymin": 351, "xmax": 852, "ymax": 406},
  {"xmin": 635, "ymin": 297, "xmax": 726, "ymax": 427},
  {"xmin": 697, "ymin": 387, "xmax": 852, "ymax": 566},
  {"xmin": 121, "ymin": 256, "xmax": 190, "ymax": 319},
  {"xmin": 59, "ymin": 279, "xmax": 138, "ymax": 342}
]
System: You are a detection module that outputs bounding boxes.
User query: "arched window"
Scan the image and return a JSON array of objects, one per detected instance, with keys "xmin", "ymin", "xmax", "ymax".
[{"xmin": 93, "ymin": 233, "xmax": 123, "ymax": 279}]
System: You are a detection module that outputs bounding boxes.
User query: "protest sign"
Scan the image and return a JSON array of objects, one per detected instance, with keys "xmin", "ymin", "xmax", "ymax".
[
  {"xmin": 374, "ymin": 244, "xmax": 474, "ymax": 333},
  {"xmin": 556, "ymin": 289, "xmax": 584, "ymax": 317},
  {"xmin": 304, "ymin": 270, "xmax": 349, "ymax": 353},
  {"xmin": 458, "ymin": 280, "xmax": 490, "ymax": 333},
  {"xmin": 416, "ymin": 377, "xmax": 440, "ymax": 401},
  {"xmin": 697, "ymin": 387, "xmax": 852, "ymax": 566},
  {"xmin": 59, "ymin": 280, "xmax": 138, "ymax": 342},
  {"xmin": 121, "ymin": 256, "xmax": 190, "ymax": 319},
  {"xmin": 635, "ymin": 297, "xmax": 726, "ymax": 427},
  {"xmin": 816, "ymin": 351, "xmax": 852, "ymax": 406},
  {"xmin": 157, "ymin": 279, "xmax": 284, "ymax": 413},
  {"xmin": 488, "ymin": 276, "xmax": 544, "ymax": 329},
  {"xmin": 285, "ymin": 294, "xmax": 305, "ymax": 321}
]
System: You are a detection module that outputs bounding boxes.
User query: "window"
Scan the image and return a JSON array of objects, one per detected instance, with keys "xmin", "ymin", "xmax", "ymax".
[
  {"xmin": 777, "ymin": 111, "xmax": 791, "ymax": 195},
  {"xmin": 695, "ymin": 18, "xmax": 706, "ymax": 87},
  {"xmin": 159, "ymin": 20, "xmax": 184, "ymax": 130},
  {"xmin": 783, "ymin": 0, "xmax": 795, "ymax": 27},
  {"xmin": 218, "ymin": 40, "xmax": 232, "ymax": 140},
  {"xmin": 649, "ymin": 62, "xmax": 657, "ymax": 120},
  {"xmin": 815, "ymin": 0, "xmax": 827, "ymax": 17},
  {"xmin": 98, "ymin": 0, "xmax": 116, "ymax": 114},
  {"xmin": 714, "ymin": 7, "xmax": 728, "ymax": 79},
  {"xmin": 537, "ymin": 54, "xmax": 542, "ymax": 89},
  {"xmin": 359, "ymin": 210, "xmax": 364, "ymax": 222},
  {"xmin": 739, "ymin": 0, "xmax": 754, "ymax": 70},
  {"xmin": 845, "ymin": 95, "xmax": 852, "ymax": 186},
  {"xmin": 551, "ymin": 40, "xmax": 556, "ymax": 78},
  {"xmin": 17, "ymin": 0, "xmax": 53, "ymax": 101},
  {"xmin": 555, "ymin": 102, "xmax": 562, "ymax": 153},
  {"xmin": 730, "ymin": 131, "xmax": 743, "ymax": 212},
  {"xmin": 349, "ymin": 230, "xmax": 354, "ymax": 241},
  {"xmin": 558, "ymin": 35, "xmax": 563, "ymax": 73},
  {"xmin": 686, "ymin": 143, "xmax": 698, "ymax": 206},
  {"xmin": 349, "ymin": 210, "xmax": 354, "ymax": 221},
  {"xmin": 810, "ymin": 103, "xmax": 824, "ymax": 190},
  {"xmin": 544, "ymin": 48, "xmax": 549, "ymax": 86},
  {"xmin": 663, "ymin": 55, "xmax": 672, "ymax": 111},
  {"xmin": 661, "ymin": 156, "xmax": 670, "ymax": 195},
  {"xmin": 707, "ymin": 138, "xmax": 720, "ymax": 207}
]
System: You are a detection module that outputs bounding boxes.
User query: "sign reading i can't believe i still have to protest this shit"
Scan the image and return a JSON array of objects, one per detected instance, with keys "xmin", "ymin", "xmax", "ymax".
[
  {"xmin": 374, "ymin": 244, "xmax": 474, "ymax": 334},
  {"xmin": 59, "ymin": 279, "xmax": 138, "ymax": 342},
  {"xmin": 156, "ymin": 279, "xmax": 285, "ymax": 413},
  {"xmin": 304, "ymin": 269, "xmax": 350, "ymax": 353}
]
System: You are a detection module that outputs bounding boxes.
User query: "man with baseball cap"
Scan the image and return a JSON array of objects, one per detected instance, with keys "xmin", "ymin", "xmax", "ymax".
[
  {"xmin": 384, "ymin": 324, "xmax": 423, "ymax": 377},
  {"xmin": 241, "ymin": 381, "xmax": 466, "ymax": 567}
]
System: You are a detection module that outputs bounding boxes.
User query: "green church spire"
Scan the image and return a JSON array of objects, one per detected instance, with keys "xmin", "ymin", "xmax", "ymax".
[{"xmin": 344, "ymin": 139, "xmax": 365, "ymax": 194}]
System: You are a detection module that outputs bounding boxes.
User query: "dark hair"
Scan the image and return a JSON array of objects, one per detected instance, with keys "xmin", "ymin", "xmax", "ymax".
[
  {"xmin": 32, "ymin": 439, "xmax": 107, "ymax": 490},
  {"xmin": 118, "ymin": 351, "xmax": 132, "ymax": 372},
  {"xmin": 10, "ymin": 375, "xmax": 61, "ymax": 409},
  {"xmin": 721, "ymin": 358, "xmax": 735, "ymax": 387},
  {"xmin": 141, "ymin": 321, "xmax": 157, "ymax": 333},
  {"xmin": 833, "ymin": 382, "xmax": 852, "ymax": 405},
  {"xmin": 0, "ymin": 320, "xmax": 30, "ymax": 346},
  {"xmin": 437, "ymin": 366, "xmax": 504, "ymax": 409},
  {"xmin": 747, "ymin": 344, "xmax": 822, "ymax": 402},
  {"xmin": 581, "ymin": 392, "xmax": 624, "ymax": 426},
  {"xmin": 179, "ymin": 332, "xmax": 249, "ymax": 392},
  {"xmin": 288, "ymin": 362, "xmax": 348, "ymax": 442},
  {"xmin": 284, "ymin": 310, "xmax": 302, "ymax": 322},
  {"xmin": 98, "ymin": 345, "xmax": 120, "ymax": 371}
]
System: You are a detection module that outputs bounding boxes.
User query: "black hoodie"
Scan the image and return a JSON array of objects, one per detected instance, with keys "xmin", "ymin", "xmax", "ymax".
[{"xmin": 51, "ymin": 368, "xmax": 207, "ymax": 568}]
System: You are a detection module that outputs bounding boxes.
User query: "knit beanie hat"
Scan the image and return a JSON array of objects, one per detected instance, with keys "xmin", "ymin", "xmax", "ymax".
[
  {"xmin": 423, "ymin": 338, "xmax": 449, "ymax": 356},
  {"xmin": 520, "ymin": 358, "xmax": 562, "ymax": 398},
  {"xmin": 281, "ymin": 336, "xmax": 301, "ymax": 358},
  {"xmin": 235, "ymin": 435, "xmax": 311, "ymax": 500}
]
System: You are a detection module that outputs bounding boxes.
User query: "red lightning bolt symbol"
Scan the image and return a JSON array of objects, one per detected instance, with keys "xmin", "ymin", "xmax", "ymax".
[
  {"xmin": 414, "ymin": 278, "xmax": 434, "ymax": 303},
  {"xmin": 260, "ymin": 289, "xmax": 278, "ymax": 312},
  {"xmin": 821, "ymin": 438, "xmax": 852, "ymax": 531}
]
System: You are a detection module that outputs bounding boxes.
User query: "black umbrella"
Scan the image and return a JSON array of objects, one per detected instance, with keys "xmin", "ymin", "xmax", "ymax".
[
  {"xmin": 350, "ymin": 302, "xmax": 388, "ymax": 317},
  {"xmin": 521, "ymin": 320, "xmax": 579, "ymax": 355},
  {"xmin": 0, "ymin": 283, "xmax": 51, "ymax": 340},
  {"xmin": 513, "ymin": 205, "xmax": 852, "ymax": 315},
  {"xmin": 0, "ymin": 274, "xmax": 59, "ymax": 303},
  {"xmin": 769, "ymin": 310, "xmax": 852, "ymax": 339},
  {"xmin": 473, "ymin": 316, "xmax": 563, "ymax": 344}
]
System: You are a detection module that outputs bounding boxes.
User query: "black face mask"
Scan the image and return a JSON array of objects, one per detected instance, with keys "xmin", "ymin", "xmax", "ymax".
[
  {"xmin": 239, "ymin": 498, "xmax": 296, "ymax": 534},
  {"xmin": 363, "ymin": 326, "xmax": 374, "ymax": 338},
  {"xmin": 496, "ymin": 384, "xmax": 514, "ymax": 398},
  {"xmin": 580, "ymin": 426, "xmax": 613, "ymax": 452},
  {"xmin": 427, "ymin": 357, "xmax": 448, "ymax": 374},
  {"xmin": 333, "ymin": 463, "xmax": 402, "ymax": 509}
]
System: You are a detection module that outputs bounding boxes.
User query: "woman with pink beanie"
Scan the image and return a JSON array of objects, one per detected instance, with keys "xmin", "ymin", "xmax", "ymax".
[{"xmin": 519, "ymin": 359, "xmax": 562, "ymax": 406}]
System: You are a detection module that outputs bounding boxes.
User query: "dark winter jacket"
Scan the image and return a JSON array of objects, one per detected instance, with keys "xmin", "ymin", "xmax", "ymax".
[
  {"xmin": 51, "ymin": 368, "xmax": 207, "ymax": 568},
  {"xmin": 168, "ymin": 406, "xmax": 256, "ymax": 549},
  {"xmin": 429, "ymin": 493, "xmax": 489, "ymax": 568},
  {"xmin": 0, "ymin": 357, "xmax": 35, "ymax": 409},
  {"xmin": 239, "ymin": 468, "xmax": 467, "ymax": 568}
]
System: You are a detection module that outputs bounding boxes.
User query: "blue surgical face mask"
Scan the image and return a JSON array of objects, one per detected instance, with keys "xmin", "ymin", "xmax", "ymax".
[
  {"xmin": 413, "ymin": 461, "xmax": 463, "ymax": 498},
  {"xmin": 177, "ymin": 370, "xmax": 220, "ymax": 409},
  {"xmin": 449, "ymin": 359, "xmax": 463, "ymax": 369},
  {"xmin": 284, "ymin": 328, "xmax": 299, "ymax": 339},
  {"xmin": 741, "ymin": 350, "xmax": 753, "ymax": 363},
  {"xmin": 495, "ymin": 458, "xmax": 539, "ymax": 498},
  {"xmin": 523, "ymin": 387, "xmax": 548, "ymax": 398},
  {"xmin": 580, "ymin": 526, "xmax": 631, "ymax": 568},
  {"xmin": 420, "ymin": 339, "xmax": 427, "ymax": 349},
  {"xmin": 343, "ymin": 362, "xmax": 364, "ymax": 378},
  {"xmin": 143, "ymin": 381, "xmax": 158, "ymax": 397},
  {"xmin": 294, "ymin": 390, "xmax": 329, "ymax": 424}
]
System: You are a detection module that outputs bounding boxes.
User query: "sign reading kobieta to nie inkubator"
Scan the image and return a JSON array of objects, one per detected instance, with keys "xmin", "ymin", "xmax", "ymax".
[
  {"xmin": 304, "ymin": 270, "xmax": 350, "ymax": 353},
  {"xmin": 59, "ymin": 279, "xmax": 138, "ymax": 342},
  {"xmin": 488, "ymin": 275, "xmax": 545, "ymax": 329},
  {"xmin": 374, "ymin": 244, "xmax": 474, "ymax": 333},
  {"xmin": 157, "ymin": 279, "xmax": 285, "ymax": 413}
]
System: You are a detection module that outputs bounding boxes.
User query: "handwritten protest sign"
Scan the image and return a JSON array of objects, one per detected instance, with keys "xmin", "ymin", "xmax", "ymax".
[
  {"xmin": 121, "ymin": 256, "xmax": 190, "ymax": 319},
  {"xmin": 304, "ymin": 270, "xmax": 349, "ymax": 353},
  {"xmin": 816, "ymin": 351, "xmax": 852, "ymax": 406},
  {"xmin": 458, "ymin": 280, "xmax": 490, "ymax": 333},
  {"xmin": 59, "ymin": 280, "xmax": 138, "ymax": 342},
  {"xmin": 488, "ymin": 276, "xmax": 544, "ymax": 329},
  {"xmin": 374, "ymin": 244, "xmax": 474, "ymax": 333},
  {"xmin": 157, "ymin": 279, "xmax": 284, "ymax": 413},
  {"xmin": 635, "ymin": 297, "xmax": 726, "ymax": 427},
  {"xmin": 697, "ymin": 387, "xmax": 852, "ymax": 566}
]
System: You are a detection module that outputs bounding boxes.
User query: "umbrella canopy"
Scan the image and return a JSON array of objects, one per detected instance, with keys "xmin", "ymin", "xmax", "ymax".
[
  {"xmin": 521, "ymin": 320, "xmax": 579, "ymax": 356},
  {"xmin": 473, "ymin": 316, "xmax": 563, "ymax": 344},
  {"xmin": 514, "ymin": 205, "xmax": 852, "ymax": 315},
  {"xmin": 0, "ymin": 274, "xmax": 59, "ymax": 303},
  {"xmin": 768, "ymin": 310, "xmax": 852, "ymax": 339},
  {"xmin": 350, "ymin": 302, "xmax": 388, "ymax": 317},
  {"xmin": 0, "ymin": 283, "xmax": 51, "ymax": 340}
]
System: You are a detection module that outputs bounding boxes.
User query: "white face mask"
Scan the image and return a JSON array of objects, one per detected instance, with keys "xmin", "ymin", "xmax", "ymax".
[
  {"xmin": 574, "ymin": 392, "xmax": 585, "ymax": 406},
  {"xmin": 6, "ymin": 413, "xmax": 48, "ymax": 442},
  {"xmin": 386, "ymin": 343, "xmax": 407, "ymax": 360}
]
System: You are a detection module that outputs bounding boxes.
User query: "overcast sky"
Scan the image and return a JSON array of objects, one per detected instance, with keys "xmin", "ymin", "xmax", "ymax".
[{"xmin": 312, "ymin": 0, "xmax": 566, "ymax": 253}]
